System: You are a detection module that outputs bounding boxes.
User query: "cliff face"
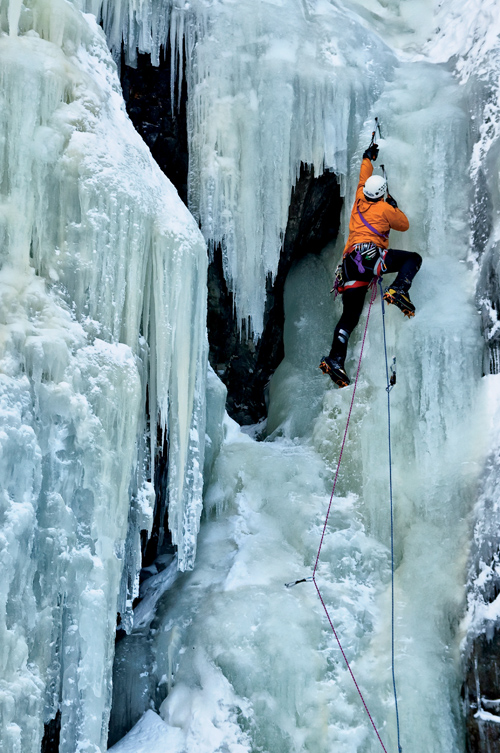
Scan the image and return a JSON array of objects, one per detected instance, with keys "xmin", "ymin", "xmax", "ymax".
[
  {"xmin": 206, "ymin": 165, "xmax": 341, "ymax": 425},
  {"xmin": 461, "ymin": 378, "xmax": 500, "ymax": 752},
  {"xmin": 464, "ymin": 634, "xmax": 500, "ymax": 751}
]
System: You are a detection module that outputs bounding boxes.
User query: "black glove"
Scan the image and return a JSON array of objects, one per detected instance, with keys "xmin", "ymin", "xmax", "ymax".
[
  {"xmin": 363, "ymin": 143, "xmax": 379, "ymax": 161},
  {"xmin": 386, "ymin": 194, "xmax": 398, "ymax": 208}
]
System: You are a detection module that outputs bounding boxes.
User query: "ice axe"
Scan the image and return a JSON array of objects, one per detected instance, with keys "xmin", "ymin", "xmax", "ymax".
[
  {"xmin": 380, "ymin": 163, "xmax": 389, "ymax": 198},
  {"xmin": 369, "ymin": 116, "xmax": 382, "ymax": 147}
]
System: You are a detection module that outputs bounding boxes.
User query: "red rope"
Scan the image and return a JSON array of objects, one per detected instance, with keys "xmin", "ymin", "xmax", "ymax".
[{"xmin": 313, "ymin": 280, "xmax": 389, "ymax": 753}]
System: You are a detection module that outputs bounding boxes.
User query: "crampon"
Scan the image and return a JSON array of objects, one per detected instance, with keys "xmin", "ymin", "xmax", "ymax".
[
  {"xmin": 319, "ymin": 356, "xmax": 351, "ymax": 388},
  {"xmin": 383, "ymin": 287, "xmax": 415, "ymax": 318}
]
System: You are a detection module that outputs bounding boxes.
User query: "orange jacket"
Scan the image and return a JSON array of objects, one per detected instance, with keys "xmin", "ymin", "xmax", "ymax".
[{"xmin": 343, "ymin": 158, "xmax": 409, "ymax": 257}]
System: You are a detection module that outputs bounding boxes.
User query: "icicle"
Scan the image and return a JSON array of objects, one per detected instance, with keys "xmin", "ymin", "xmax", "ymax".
[
  {"xmin": 80, "ymin": 0, "xmax": 395, "ymax": 335},
  {"xmin": 7, "ymin": 0, "xmax": 22, "ymax": 35},
  {"xmin": 0, "ymin": 1, "xmax": 209, "ymax": 751}
]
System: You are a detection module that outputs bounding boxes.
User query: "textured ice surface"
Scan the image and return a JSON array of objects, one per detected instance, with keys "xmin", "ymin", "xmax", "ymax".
[
  {"xmin": 106, "ymin": 2, "xmax": 489, "ymax": 752},
  {"xmin": 204, "ymin": 365, "xmax": 228, "ymax": 485},
  {"xmin": 151, "ymin": 283, "xmax": 482, "ymax": 752},
  {"xmin": 267, "ymin": 252, "xmax": 337, "ymax": 438},
  {"xmin": 1, "ymin": 0, "xmax": 498, "ymax": 751},
  {"xmin": 144, "ymin": 257, "xmax": 482, "ymax": 753},
  {"xmin": 119, "ymin": 192, "xmax": 483, "ymax": 752},
  {"xmin": 0, "ymin": 1, "xmax": 208, "ymax": 751}
]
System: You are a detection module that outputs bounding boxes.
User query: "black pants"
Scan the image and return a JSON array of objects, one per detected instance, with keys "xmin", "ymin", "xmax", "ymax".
[{"xmin": 330, "ymin": 248, "xmax": 422, "ymax": 361}]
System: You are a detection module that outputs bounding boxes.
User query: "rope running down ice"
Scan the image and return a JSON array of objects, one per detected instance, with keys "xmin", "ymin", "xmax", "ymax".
[
  {"xmin": 312, "ymin": 279, "xmax": 390, "ymax": 753},
  {"xmin": 378, "ymin": 277, "xmax": 403, "ymax": 753}
]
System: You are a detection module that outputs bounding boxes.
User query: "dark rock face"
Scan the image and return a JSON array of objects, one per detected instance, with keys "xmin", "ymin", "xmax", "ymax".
[
  {"xmin": 41, "ymin": 712, "xmax": 61, "ymax": 753},
  {"xmin": 464, "ymin": 631, "xmax": 500, "ymax": 752},
  {"xmin": 121, "ymin": 52, "xmax": 342, "ymax": 426},
  {"xmin": 121, "ymin": 50, "xmax": 188, "ymax": 204},
  {"xmin": 208, "ymin": 164, "xmax": 342, "ymax": 425}
]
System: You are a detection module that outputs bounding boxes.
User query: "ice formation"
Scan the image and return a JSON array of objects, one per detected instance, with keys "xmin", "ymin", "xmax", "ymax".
[
  {"xmin": 0, "ymin": 1, "xmax": 208, "ymax": 751},
  {"xmin": 1, "ymin": 0, "xmax": 500, "ymax": 751},
  {"xmin": 134, "ymin": 61, "xmax": 483, "ymax": 751},
  {"xmin": 79, "ymin": 0, "xmax": 397, "ymax": 336},
  {"xmin": 92, "ymin": 1, "xmax": 495, "ymax": 752}
]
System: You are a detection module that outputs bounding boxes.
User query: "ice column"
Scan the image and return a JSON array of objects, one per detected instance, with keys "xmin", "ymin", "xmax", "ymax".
[
  {"xmin": 426, "ymin": 0, "xmax": 500, "ymax": 740},
  {"xmin": 0, "ymin": 1, "xmax": 208, "ymax": 751}
]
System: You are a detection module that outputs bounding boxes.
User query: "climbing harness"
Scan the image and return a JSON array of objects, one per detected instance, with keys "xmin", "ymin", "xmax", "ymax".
[
  {"xmin": 333, "ymin": 244, "xmax": 388, "ymax": 296},
  {"xmin": 287, "ymin": 276, "xmax": 403, "ymax": 753}
]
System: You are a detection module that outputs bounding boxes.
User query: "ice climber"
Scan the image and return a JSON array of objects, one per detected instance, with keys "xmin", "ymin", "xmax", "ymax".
[{"xmin": 320, "ymin": 142, "xmax": 422, "ymax": 388}]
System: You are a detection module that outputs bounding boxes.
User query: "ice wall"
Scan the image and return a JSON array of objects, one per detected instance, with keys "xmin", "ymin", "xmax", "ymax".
[
  {"xmin": 125, "ymin": 56, "xmax": 482, "ymax": 753},
  {"xmin": 0, "ymin": 1, "xmax": 208, "ymax": 751},
  {"xmin": 78, "ymin": 0, "xmax": 396, "ymax": 336},
  {"xmin": 425, "ymin": 0, "xmax": 500, "ymax": 742},
  {"xmin": 101, "ymin": 1, "xmax": 490, "ymax": 750}
]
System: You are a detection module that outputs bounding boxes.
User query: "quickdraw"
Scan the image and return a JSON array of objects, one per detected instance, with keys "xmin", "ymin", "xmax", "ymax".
[{"xmin": 331, "ymin": 263, "xmax": 344, "ymax": 297}]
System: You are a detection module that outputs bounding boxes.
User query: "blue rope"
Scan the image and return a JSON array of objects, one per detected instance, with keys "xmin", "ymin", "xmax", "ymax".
[{"xmin": 378, "ymin": 278, "xmax": 403, "ymax": 753}]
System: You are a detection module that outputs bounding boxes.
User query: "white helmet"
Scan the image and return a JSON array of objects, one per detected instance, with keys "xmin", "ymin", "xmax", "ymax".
[{"xmin": 363, "ymin": 175, "xmax": 387, "ymax": 200}]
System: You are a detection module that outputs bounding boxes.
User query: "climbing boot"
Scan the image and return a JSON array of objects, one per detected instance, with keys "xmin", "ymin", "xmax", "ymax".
[
  {"xmin": 319, "ymin": 356, "xmax": 350, "ymax": 388},
  {"xmin": 383, "ymin": 287, "xmax": 415, "ymax": 318}
]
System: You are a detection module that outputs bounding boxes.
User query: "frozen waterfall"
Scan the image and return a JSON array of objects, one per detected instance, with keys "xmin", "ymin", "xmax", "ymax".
[
  {"xmin": 116, "ymin": 59, "xmax": 483, "ymax": 749},
  {"xmin": 1, "ymin": 0, "xmax": 499, "ymax": 752}
]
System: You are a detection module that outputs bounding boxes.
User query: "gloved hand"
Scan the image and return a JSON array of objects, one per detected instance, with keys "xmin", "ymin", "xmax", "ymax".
[
  {"xmin": 363, "ymin": 143, "xmax": 379, "ymax": 161},
  {"xmin": 386, "ymin": 194, "xmax": 398, "ymax": 208}
]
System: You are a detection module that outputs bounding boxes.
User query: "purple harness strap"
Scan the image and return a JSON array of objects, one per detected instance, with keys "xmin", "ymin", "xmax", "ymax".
[
  {"xmin": 356, "ymin": 200, "xmax": 389, "ymax": 241},
  {"xmin": 352, "ymin": 247, "xmax": 365, "ymax": 274}
]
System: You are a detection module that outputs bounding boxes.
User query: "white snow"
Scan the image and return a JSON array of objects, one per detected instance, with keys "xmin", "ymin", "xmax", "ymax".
[
  {"xmin": 108, "ymin": 710, "xmax": 184, "ymax": 753},
  {"xmin": 475, "ymin": 708, "xmax": 500, "ymax": 724}
]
